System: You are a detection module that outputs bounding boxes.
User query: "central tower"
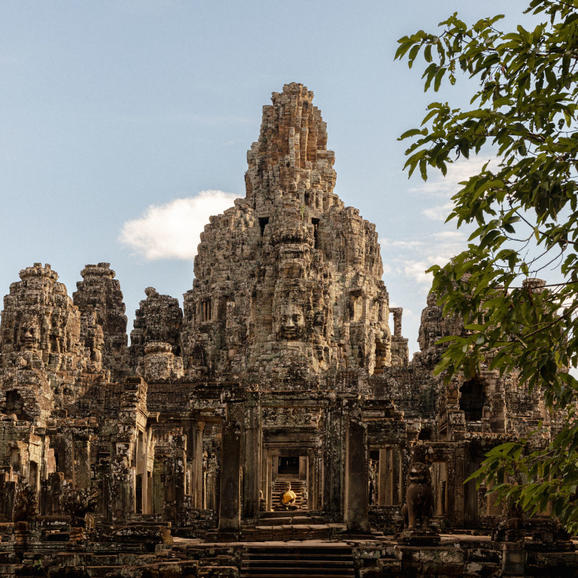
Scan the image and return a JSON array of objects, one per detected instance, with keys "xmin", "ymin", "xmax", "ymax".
[{"xmin": 182, "ymin": 83, "xmax": 391, "ymax": 387}]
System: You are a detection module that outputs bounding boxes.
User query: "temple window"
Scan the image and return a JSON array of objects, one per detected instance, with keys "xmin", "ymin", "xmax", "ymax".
[
  {"xmin": 200, "ymin": 299, "xmax": 212, "ymax": 322},
  {"xmin": 311, "ymin": 218, "xmax": 320, "ymax": 248},
  {"xmin": 460, "ymin": 378, "xmax": 485, "ymax": 421},
  {"xmin": 259, "ymin": 217, "xmax": 269, "ymax": 236}
]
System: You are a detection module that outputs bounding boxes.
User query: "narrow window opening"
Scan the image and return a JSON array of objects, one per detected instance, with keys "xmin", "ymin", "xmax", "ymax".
[
  {"xmin": 200, "ymin": 299, "xmax": 212, "ymax": 322},
  {"xmin": 311, "ymin": 218, "xmax": 320, "ymax": 249},
  {"xmin": 259, "ymin": 217, "xmax": 269, "ymax": 236}
]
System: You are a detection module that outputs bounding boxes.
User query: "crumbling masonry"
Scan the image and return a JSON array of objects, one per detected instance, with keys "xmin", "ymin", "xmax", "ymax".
[{"xmin": 0, "ymin": 84, "xmax": 573, "ymax": 576}]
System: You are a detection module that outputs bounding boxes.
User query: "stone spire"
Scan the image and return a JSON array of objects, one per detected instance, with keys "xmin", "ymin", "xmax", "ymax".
[
  {"xmin": 245, "ymin": 82, "xmax": 338, "ymax": 214},
  {"xmin": 0, "ymin": 263, "xmax": 90, "ymax": 421},
  {"xmin": 73, "ymin": 263, "xmax": 129, "ymax": 378},
  {"xmin": 182, "ymin": 84, "xmax": 392, "ymax": 387},
  {"xmin": 129, "ymin": 287, "xmax": 183, "ymax": 378},
  {"xmin": 0, "ymin": 263, "xmax": 84, "ymax": 372}
]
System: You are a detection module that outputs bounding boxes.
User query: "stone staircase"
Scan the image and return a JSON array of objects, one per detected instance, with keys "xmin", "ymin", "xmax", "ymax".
[
  {"xmin": 240, "ymin": 544, "xmax": 355, "ymax": 577},
  {"xmin": 241, "ymin": 511, "xmax": 346, "ymax": 541},
  {"xmin": 272, "ymin": 479, "xmax": 308, "ymax": 510}
]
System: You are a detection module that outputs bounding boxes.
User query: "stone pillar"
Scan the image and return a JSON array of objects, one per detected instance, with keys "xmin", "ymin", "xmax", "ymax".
[
  {"xmin": 265, "ymin": 453, "xmax": 273, "ymax": 511},
  {"xmin": 308, "ymin": 448, "xmax": 321, "ymax": 511},
  {"xmin": 391, "ymin": 307, "xmax": 403, "ymax": 337},
  {"xmin": 452, "ymin": 446, "xmax": 466, "ymax": 527},
  {"xmin": 345, "ymin": 414, "xmax": 369, "ymax": 533},
  {"xmin": 73, "ymin": 439, "xmax": 91, "ymax": 489},
  {"xmin": 192, "ymin": 421, "xmax": 205, "ymax": 508},
  {"xmin": 152, "ymin": 455, "xmax": 164, "ymax": 516},
  {"xmin": 260, "ymin": 449, "xmax": 269, "ymax": 512},
  {"xmin": 53, "ymin": 435, "xmax": 75, "ymax": 483},
  {"xmin": 96, "ymin": 455, "xmax": 112, "ymax": 522},
  {"xmin": 323, "ymin": 400, "xmax": 345, "ymax": 518},
  {"xmin": 378, "ymin": 447, "xmax": 389, "ymax": 505},
  {"xmin": 173, "ymin": 447, "xmax": 186, "ymax": 523},
  {"xmin": 314, "ymin": 447, "xmax": 324, "ymax": 511},
  {"xmin": 242, "ymin": 396, "xmax": 261, "ymax": 520},
  {"xmin": 218, "ymin": 420, "xmax": 241, "ymax": 532},
  {"xmin": 203, "ymin": 452, "xmax": 218, "ymax": 511}
]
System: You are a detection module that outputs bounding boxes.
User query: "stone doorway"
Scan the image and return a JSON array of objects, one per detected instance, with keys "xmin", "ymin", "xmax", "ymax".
[
  {"xmin": 367, "ymin": 446, "xmax": 402, "ymax": 507},
  {"xmin": 264, "ymin": 450, "xmax": 311, "ymax": 511}
]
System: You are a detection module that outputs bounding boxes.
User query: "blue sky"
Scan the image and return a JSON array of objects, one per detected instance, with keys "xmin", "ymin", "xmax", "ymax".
[{"xmin": 0, "ymin": 0, "xmax": 535, "ymax": 354}]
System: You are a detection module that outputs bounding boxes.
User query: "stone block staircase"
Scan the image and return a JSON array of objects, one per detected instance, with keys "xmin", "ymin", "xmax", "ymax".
[
  {"xmin": 241, "ymin": 511, "xmax": 346, "ymax": 541},
  {"xmin": 240, "ymin": 544, "xmax": 355, "ymax": 577}
]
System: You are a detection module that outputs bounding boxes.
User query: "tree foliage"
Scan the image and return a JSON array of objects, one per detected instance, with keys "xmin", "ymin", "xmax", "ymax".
[{"xmin": 396, "ymin": 0, "xmax": 578, "ymax": 532}]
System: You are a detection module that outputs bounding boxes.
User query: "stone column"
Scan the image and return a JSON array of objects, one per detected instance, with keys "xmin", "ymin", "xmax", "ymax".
[
  {"xmin": 218, "ymin": 420, "xmax": 241, "ymax": 532},
  {"xmin": 96, "ymin": 456, "xmax": 112, "ymax": 522},
  {"xmin": 449, "ymin": 446, "xmax": 465, "ymax": 527},
  {"xmin": 345, "ymin": 413, "xmax": 369, "ymax": 533},
  {"xmin": 192, "ymin": 421, "xmax": 205, "ymax": 508},
  {"xmin": 378, "ymin": 447, "xmax": 389, "ymax": 505},
  {"xmin": 242, "ymin": 396, "xmax": 261, "ymax": 520},
  {"xmin": 323, "ymin": 400, "xmax": 345, "ymax": 518},
  {"xmin": 314, "ymin": 447, "xmax": 324, "ymax": 511},
  {"xmin": 307, "ymin": 449, "xmax": 318, "ymax": 511},
  {"xmin": 53, "ymin": 435, "xmax": 75, "ymax": 483},
  {"xmin": 265, "ymin": 452, "xmax": 273, "ymax": 511},
  {"xmin": 73, "ymin": 439, "xmax": 91, "ymax": 490}
]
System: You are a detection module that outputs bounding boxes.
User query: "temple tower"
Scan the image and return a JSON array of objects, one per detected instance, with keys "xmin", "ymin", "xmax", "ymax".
[
  {"xmin": 73, "ymin": 263, "xmax": 129, "ymax": 378},
  {"xmin": 182, "ymin": 83, "xmax": 392, "ymax": 386}
]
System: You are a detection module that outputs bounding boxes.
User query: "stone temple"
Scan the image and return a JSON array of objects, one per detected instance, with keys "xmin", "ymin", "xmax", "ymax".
[{"xmin": 0, "ymin": 84, "xmax": 574, "ymax": 576}]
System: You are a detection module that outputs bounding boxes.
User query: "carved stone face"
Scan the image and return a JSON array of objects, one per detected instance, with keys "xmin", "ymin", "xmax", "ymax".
[
  {"xmin": 19, "ymin": 319, "xmax": 40, "ymax": 350},
  {"xmin": 277, "ymin": 303, "xmax": 305, "ymax": 340}
]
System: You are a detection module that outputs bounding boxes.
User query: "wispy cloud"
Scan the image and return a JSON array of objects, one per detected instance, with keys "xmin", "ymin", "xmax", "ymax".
[
  {"xmin": 119, "ymin": 190, "xmax": 237, "ymax": 260},
  {"xmin": 380, "ymin": 238, "xmax": 425, "ymax": 249},
  {"xmin": 433, "ymin": 231, "xmax": 463, "ymax": 240},
  {"xmin": 410, "ymin": 156, "xmax": 494, "ymax": 197},
  {"xmin": 411, "ymin": 156, "xmax": 496, "ymax": 222},
  {"xmin": 380, "ymin": 231, "xmax": 467, "ymax": 285},
  {"xmin": 422, "ymin": 202, "xmax": 453, "ymax": 222}
]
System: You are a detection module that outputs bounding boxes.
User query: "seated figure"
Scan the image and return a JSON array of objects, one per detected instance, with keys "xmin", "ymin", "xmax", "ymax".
[{"xmin": 281, "ymin": 482, "xmax": 298, "ymax": 510}]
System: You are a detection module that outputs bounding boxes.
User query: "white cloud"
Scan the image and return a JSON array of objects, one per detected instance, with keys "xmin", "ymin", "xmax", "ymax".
[
  {"xmin": 433, "ymin": 231, "xmax": 464, "ymax": 241},
  {"xmin": 119, "ymin": 190, "xmax": 238, "ymax": 260},
  {"xmin": 412, "ymin": 156, "xmax": 497, "ymax": 222},
  {"xmin": 410, "ymin": 156, "xmax": 495, "ymax": 197},
  {"xmin": 379, "ymin": 237, "xmax": 424, "ymax": 249},
  {"xmin": 380, "ymin": 231, "xmax": 467, "ymax": 285},
  {"xmin": 401, "ymin": 260, "xmax": 432, "ymax": 285},
  {"xmin": 422, "ymin": 202, "xmax": 453, "ymax": 221}
]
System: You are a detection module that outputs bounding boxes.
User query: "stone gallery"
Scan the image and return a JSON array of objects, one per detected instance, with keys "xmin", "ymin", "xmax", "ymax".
[{"xmin": 0, "ymin": 84, "xmax": 574, "ymax": 576}]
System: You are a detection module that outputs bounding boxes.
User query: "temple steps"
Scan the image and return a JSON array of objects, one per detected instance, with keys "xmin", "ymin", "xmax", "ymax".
[
  {"xmin": 257, "ymin": 511, "xmax": 326, "ymax": 526},
  {"xmin": 241, "ymin": 510, "xmax": 346, "ymax": 541},
  {"xmin": 240, "ymin": 544, "xmax": 355, "ymax": 577}
]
